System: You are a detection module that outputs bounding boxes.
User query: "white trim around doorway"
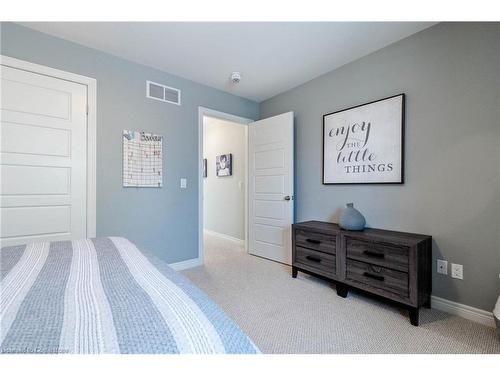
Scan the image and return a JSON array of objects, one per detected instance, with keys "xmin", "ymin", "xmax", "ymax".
[{"xmin": 197, "ymin": 107, "xmax": 253, "ymax": 267}]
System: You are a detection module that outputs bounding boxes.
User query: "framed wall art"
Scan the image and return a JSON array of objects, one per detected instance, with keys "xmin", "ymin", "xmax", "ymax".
[
  {"xmin": 323, "ymin": 94, "xmax": 405, "ymax": 184},
  {"xmin": 216, "ymin": 153, "xmax": 232, "ymax": 177}
]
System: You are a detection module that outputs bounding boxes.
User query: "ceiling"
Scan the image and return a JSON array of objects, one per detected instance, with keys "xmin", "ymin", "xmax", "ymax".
[{"xmin": 20, "ymin": 22, "xmax": 435, "ymax": 102}]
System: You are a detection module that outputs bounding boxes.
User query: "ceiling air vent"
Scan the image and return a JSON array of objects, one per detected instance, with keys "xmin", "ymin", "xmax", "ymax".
[{"xmin": 146, "ymin": 80, "xmax": 181, "ymax": 105}]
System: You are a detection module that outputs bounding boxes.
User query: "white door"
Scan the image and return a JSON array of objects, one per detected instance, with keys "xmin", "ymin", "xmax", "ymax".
[
  {"xmin": 248, "ymin": 112, "xmax": 294, "ymax": 264},
  {"xmin": 0, "ymin": 65, "xmax": 88, "ymax": 246}
]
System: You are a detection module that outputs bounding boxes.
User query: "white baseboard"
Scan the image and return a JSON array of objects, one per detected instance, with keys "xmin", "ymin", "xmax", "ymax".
[
  {"xmin": 431, "ymin": 295, "xmax": 496, "ymax": 328},
  {"xmin": 204, "ymin": 229, "xmax": 245, "ymax": 247},
  {"xmin": 168, "ymin": 256, "xmax": 203, "ymax": 271}
]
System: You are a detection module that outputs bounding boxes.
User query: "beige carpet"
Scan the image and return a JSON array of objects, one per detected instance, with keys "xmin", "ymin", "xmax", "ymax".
[{"xmin": 183, "ymin": 233, "xmax": 500, "ymax": 354}]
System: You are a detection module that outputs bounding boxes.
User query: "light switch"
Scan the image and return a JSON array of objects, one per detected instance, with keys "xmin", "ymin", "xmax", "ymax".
[{"xmin": 180, "ymin": 178, "xmax": 187, "ymax": 189}]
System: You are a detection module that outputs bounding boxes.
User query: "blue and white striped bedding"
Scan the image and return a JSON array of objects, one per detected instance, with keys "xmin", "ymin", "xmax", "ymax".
[{"xmin": 0, "ymin": 237, "xmax": 259, "ymax": 354}]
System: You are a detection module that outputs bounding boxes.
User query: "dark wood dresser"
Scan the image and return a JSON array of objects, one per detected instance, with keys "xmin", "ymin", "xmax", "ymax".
[{"xmin": 292, "ymin": 221, "xmax": 432, "ymax": 326}]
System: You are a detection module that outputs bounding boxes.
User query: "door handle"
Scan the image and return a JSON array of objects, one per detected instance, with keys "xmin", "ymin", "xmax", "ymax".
[{"xmin": 284, "ymin": 195, "xmax": 291, "ymax": 201}]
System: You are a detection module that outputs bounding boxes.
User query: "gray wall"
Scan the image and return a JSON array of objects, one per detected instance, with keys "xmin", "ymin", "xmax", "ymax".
[
  {"xmin": 1, "ymin": 22, "xmax": 259, "ymax": 264},
  {"xmin": 260, "ymin": 23, "xmax": 500, "ymax": 311},
  {"xmin": 203, "ymin": 117, "xmax": 246, "ymax": 240}
]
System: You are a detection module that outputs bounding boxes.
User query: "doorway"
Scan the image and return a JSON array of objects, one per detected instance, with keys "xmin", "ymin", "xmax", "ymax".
[
  {"xmin": 198, "ymin": 108, "xmax": 252, "ymax": 264},
  {"xmin": 197, "ymin": 108, "xmax": 294, "ymax": 266}
]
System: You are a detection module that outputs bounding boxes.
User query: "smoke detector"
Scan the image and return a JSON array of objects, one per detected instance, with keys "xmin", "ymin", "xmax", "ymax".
[{"xmin": 230, "ymin": 72, "xmax": 242, "ymax": 84}]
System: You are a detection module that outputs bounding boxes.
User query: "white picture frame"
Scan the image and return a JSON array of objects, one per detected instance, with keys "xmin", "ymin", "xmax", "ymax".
[{"xmin": 323, "ymin": 94, "xmax": 405, "ymax": 184}]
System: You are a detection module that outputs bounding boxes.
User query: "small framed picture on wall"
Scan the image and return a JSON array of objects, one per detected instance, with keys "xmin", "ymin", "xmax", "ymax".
[
  {"xmin": 216, "ymin": 154, "xmax": 232, "ymax": 177},
  {"xmin": 323, "ymin": 93, "xmax": 405, "ymax": 184}
]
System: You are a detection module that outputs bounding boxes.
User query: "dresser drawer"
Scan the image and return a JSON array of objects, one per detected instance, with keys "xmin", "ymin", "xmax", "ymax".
[
  {"xmin": 345, "ymin": 237, "xmax": 409, "ymax": 272},
  {"xmin": 295, "ymin": 246, "xmax": 336, "ymax": 278},
  {"xmin": 346, "ymin": 259, "xmax": 409, "ymax": 298},
  {"xmin": 295, "ymin": 229, "xmax": 336, "ymax": 255}
]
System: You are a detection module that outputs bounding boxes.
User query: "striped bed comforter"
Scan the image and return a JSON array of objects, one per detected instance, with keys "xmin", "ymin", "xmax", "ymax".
[{"xmin": 0, "ymin": 237, "xmax": 258, "ymax": 354}]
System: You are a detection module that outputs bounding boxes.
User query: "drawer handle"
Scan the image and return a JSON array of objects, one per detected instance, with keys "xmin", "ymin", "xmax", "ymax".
[
  {"xmin": 363, "ymin": 250, "xmax": 385, "ymax": 258},
  {"xmin": 306, "ymin": 239, "xmax": 321, "ymax": 245},
  {"xmin": 363, "ymin": 272, "xmax": 385, "ymax": 281},
  {"xmin": 306, "ymin": 255, "xmax": 322, "ymax": 263}
]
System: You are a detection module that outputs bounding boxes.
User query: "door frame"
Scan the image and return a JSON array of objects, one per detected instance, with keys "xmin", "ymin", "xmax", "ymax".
[
  {"xmin": 198, "ymin": 107, "xmax": 253, "ymax": 265},
  {"xmin": 0, "ymin": 55, "xmax": 97, "ymax": 238}
]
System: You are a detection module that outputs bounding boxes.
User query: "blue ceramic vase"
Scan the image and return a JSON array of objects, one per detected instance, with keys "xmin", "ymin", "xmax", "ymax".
[{"xmin": 339, "ymin": 203, "xmax": 366, "ymax": 231}]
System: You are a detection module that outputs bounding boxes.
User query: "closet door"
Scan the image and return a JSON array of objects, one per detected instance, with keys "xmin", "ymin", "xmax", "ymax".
[{"xmin": 1, "ymin": 65, "xmax": 88, "ymax": 246}]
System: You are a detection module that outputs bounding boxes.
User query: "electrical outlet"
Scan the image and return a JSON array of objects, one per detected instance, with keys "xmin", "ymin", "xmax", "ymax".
[
  {"xmin": 451, "ymin": 263, "xmax": 463, "ymax": 279},
  {"xmin": 180, "ymin": 178, "xmax": 187, "ymax": 189},
  {"xmin": 437, "ymin": 259, "xmax": 448, "ymax": 275}
]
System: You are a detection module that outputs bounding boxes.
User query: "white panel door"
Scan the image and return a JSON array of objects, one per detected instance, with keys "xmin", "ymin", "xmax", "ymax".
[
  {"xmin": 248, "ymin": 112, "xmax": 294, "ymax": 264},
  {"xmin": 1, "ymin": 65, "xmax": 88, "ymax": 246}
]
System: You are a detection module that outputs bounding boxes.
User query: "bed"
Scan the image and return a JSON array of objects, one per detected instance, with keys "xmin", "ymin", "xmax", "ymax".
[{"xmin": 0, "ymin": 237, "xmax": 259, "ymax": 354}]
